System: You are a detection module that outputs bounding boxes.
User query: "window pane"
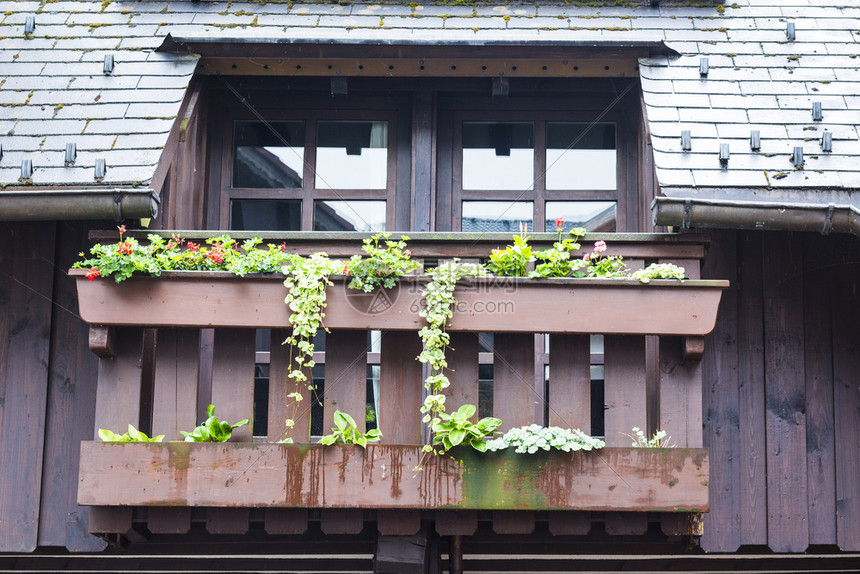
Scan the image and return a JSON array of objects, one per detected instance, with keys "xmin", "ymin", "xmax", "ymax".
[
  {"xmin": 314, "ymin": 200, "xmax": 386, "ymax": 232},
  {"xmin": 546, "ymin": 122, "xmax": 616, "ymax": 190},
  {"xmin": 230, "ymin": 199, "xmax": 301, "ymax": 231},
  {"xmin": 233, "ymin": 121, "xmax": 304, "ymax": 189},
  {"xmin": 462, "ymin": 201, "xmax": 533, "ymax": 233},
  {"xmin": 315, "ymin": 121, "xmax": 388, "ymax": 190},
  {"xmin": 462, "ymin": 122, "xmax": 534, "ymax": 190},
  {"xmin": 545, "ymin": 201, "xmax": 616, "ymax": 233}
]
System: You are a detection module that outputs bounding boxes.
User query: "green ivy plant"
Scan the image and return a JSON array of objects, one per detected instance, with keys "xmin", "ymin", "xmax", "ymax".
[
  {"xmin": 180, "ymin": 404, "xmax": 249, "ymax": 443},
  {"xmin": 280, "ymin": 252, "xmax": 343, "ymax": 442},
  {"xmin": 431, "ymin": 404, "xmax": 501, "ymax": 453},
  {"xmin": 318, "ymin": 410, "xmax": 382, "ymax": 448},
  {"xmin": 98, "ymin": 424, "xmax": 164, "ymax": 443},
  {"xmin": 346, "ymin": 233, "xmax": 421, "ymax": 292},
  {"xmin": 416, "ymin": 259, "xmax": 498, "ymax": 453},
  {"xmin": 486, "ymin": 424, "xmax": 604, "ymax": 454}
]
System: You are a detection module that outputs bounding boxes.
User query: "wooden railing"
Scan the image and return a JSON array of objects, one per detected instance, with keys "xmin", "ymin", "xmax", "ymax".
[{"xmin": 74, "ymin": 232, "xmax": 723, "ymax": 540}]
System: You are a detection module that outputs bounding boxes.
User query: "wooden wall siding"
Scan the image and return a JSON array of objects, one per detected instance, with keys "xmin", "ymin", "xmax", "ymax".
[
  {"xmin": 699, "ymin": 230, "xmax": 860, "ymax": 553},
  {"xmin": 701, "ymin": 229, "xmax": 741, "ymax": 552},
  {"xmin": 0, "ymin": 223, "xmax": 56, "ymax": 552},
  {"xmin": 832, "ymin": 241, "xmax": 860, "ymax": 551}
]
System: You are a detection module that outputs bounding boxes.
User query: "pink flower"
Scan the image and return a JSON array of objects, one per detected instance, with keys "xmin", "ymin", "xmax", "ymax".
[
  {"xmin": 342, "ymin": 264, "xmax": 351, "ymax": 275},
  {"xmin": 593, "ymin": 240, "xmax": 606, "ymax": 254},
  {"xmin": 582, "ymin": 253, "xmax": 590, "ymax": 262},
  {"xmin": 555, "ymin": 217, "xmax": 564, "ymax": 231},
  {"xmin": 117, "ymin": 225, "xmax": 126, "ymax": 235},
  {"xmin": 86, "ymin": 267, "xmax": 100, "ymax": 281},
  {"xmin": 187, "ymin": 242, "xmax": 199, "ymax": 251}
]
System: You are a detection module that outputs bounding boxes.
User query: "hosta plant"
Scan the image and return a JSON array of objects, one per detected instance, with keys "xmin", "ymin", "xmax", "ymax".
[
  {"xmin": 431, "ymin": 404, "xmax": 501, "ymax": 453},
  {"xmin": 318, "ymin": 410, "xmax": 381, "ymax": 448},
  {"xmin": 98, "ymin": 424, "xmax": 164, "ymax": 443},
  {"xmin": 181, "ymin": 404, "xmax": 248, "ymax": 443}
]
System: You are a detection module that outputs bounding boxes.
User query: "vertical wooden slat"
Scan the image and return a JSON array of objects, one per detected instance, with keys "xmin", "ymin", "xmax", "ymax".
[
  {"xmin": 0, "ymin": 224, "xmax": 11, "ymax": 446},
  {"xmin": 152, "ymin": 328, "xmax": 200, "ymax": 441},
  {"xmin": 445, "ymin": 332, "xmax": 479, "ymax": 409},
  {"xmin": 266, "ymin": 328, "xmax": 311, "ymax": 535},
  {"xmin": 321, "ymin": 330, "xmax": 367, "ymax": 537},
  {"xmin": 0, "ymin": 222, "xmax": 56, "ymax": 550},
  {"xmin": 658, "ymin": 337, "xmax": 703, "ymax": 447},
  {"xmin": 833, "ymin": 249, "xmax": 860, "ymax": 551},
  {"xmin": 494, "ymin": 333, "xmax": 535, "ymax": 432},
  {"xmin": 265, "ymin": 508, "xmax": 308, "ymax": 535},
  {"xmin": 379, "ymin": 331, "xmax": 423, "ymax": 444},
  {"xmin": 88, "ymin": 326, "xmax": 145, "ymax": 537},
  {"xmin": 763, "ymin": 231, "xmax": 808, "ymax": 553},
  {"xmin": 548, "ymin": 512, "xmax": 591, "ymax": 536},
  {"xmin": 700, "ymin": 229, "xmax": 741, "ymax": 553},
  {"xmin": 321, "ymin": 509, "xmax": 364, "ymax": 534},
  {"xmin": 378, "ymin": 510, "xmax": 421, "ymax": 536},
  {"xmin": 658, "ymin": 336, "xmax": 703, "ymax": 536},
  {"xmin": 736, "ymin": 231, "xmax": 767, "ymax": 546},
  {"xmin": 206, "ymin": 328, "xmax": 255, "ymax": 536},
  {"xmin": 547, "ymin": 334, "xmax": 590, "ymax": 431},
  {"xmin": 323, "ymin": 330, "xmax": 367, "ymax": 432},
  {"xmin": 435, "ymin": 510, "xmax": 477, "ymax": 536},
  {"xmin": 603, "ymin": 334, "xmax": 647, "ymax": 535},
  {"xmin": 206, "ymin": 508, "xmax": 249, "ymax": 535},
  {"xmin": 803, "ymin": 235, "xmax": 836, "ymax": 546},
  {"xmin": 36, "ymin": 222, "xmax": 105, "ymax": 552},
  {"xmin": 209, "ymin": 327, "xmax": 255, "ymax": 441},
  {"xmin": 268, "ymin": 328, "xmax": 312, "ymax": 443}
]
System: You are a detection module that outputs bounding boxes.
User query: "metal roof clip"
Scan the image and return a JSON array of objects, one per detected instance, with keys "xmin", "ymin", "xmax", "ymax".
[
  {"xmin": 750, "ymin": 130, "xmax": 761, "ymax": 151},
  {"xmin": 24, "ymin": 16, "xmax": 35, "ymax": 34},
  {"xmin": 681, "ymin": 130, "xmax": 692, "ymax": 151},
  {"xmin": 792, "ymin": 146, "xmax": 804, "ymax": 168},
  {"xmin": 821, "ymin": 203, "xmax": 835, "ymax": 235},
  {"xmin": 699, "ymin": 57, "xmax": 709, "ymax": 77},
  {"xmin": 719, "ymin": 143, "xmax": 730, "ymax": 166},
  {"xmin": 65, "ymin": 143, "xmax": 77, "ymax": 165},
  {"xmin": 821, "ymin": 130, "xmax": 832, "ymax": 152},
  {"xmin": 786, "ymin": 22, "xmax": 796, "ymax": 41},
  {"xmin": 812, "ymin": 101, "xmax": 822, "ymax": 121},
  {"xmin": 21, "ymin": 159, "xmax": 33, "ymax": 179},
  {"xmin": 681, "ymin": 199, "xmax": 693, "ymax": 229},
  {"xmin": 103, "ymin": 54, "xmax": 114, "ymax": 74},
  {"xmin": 94, "ymin": 158, "xmax": 107, "ymax": 179}
]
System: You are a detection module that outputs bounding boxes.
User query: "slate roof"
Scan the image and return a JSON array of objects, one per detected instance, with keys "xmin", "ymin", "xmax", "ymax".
[{"xmin": 0, "ymin": 0, "xmax": 858, "ymax": 198}]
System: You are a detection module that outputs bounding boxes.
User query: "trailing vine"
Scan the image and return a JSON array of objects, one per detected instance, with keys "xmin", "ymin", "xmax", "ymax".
[
  {"xmin": 280, "ymin": 252, "xmax": 342, "ymax": 443},
  {"xmin": 417, "ymin": 259, "xmax": 500, "ymax": 454}
]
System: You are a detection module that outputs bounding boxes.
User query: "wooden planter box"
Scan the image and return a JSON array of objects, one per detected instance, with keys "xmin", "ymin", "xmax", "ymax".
[
  {"xmin": 70, "ymin": 271, "xmax": 727, "ymax": 336},
  {"xmin": 78, "ymin": 443, "xmax": 708, "ymax": 512}
]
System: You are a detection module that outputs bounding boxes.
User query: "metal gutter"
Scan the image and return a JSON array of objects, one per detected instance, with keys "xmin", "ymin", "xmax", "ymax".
[
  {"xmin": 0, "ymin": 188, "xmax": 159, "ymax": 222},
  {"xmin": 652, "ymin": 196, "xmax": 860, "ymax": 236}
]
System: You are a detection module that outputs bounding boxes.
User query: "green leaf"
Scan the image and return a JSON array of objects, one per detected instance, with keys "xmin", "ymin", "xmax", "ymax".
[
  {"xmin": 448, "ymin": 428, "xmax": 466, "ymax": 446},
  {"xmin": 457, "ymin": 404, "xmax": 476, "ymax": 418}
]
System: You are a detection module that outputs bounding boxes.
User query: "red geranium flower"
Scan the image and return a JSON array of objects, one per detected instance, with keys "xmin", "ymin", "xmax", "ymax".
[
  {"xmin": 86, "ymin": 267, "xmax": 100, "ymax": 281},
  {"xmin": 555, "ymin": 217, "xmax": 564, "ymax": 231}
]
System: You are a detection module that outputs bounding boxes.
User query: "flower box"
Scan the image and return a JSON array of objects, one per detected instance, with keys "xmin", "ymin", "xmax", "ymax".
[
  {"xmin": 77, "ymin": 443, "xmax": 708, "ymax": 512},
  {"xmin": 70, "ymin": 271, "xmax": 727, "ymax": 336}
]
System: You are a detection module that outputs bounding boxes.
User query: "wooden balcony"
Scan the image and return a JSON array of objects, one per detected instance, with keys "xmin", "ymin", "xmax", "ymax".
[{"xmin": 73, "ymin": 232, "xmax": 724, "ymax": 539}]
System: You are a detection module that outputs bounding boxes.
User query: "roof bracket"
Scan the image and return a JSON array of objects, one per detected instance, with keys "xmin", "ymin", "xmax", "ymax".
[
  {"xmin": 492, "ymin": 76, "xmax": 510, "ymax": 97},
  {"xmin": 786, "ymin": 22, "xmax": 796, "ymax": 41},
  {"xmin": 331, "ymin": 76, "xmax": 347, "ymax": 97},
  {"xmin": 113, "ymin": 190, "xmax": 124, "ymax": 221},
  {"xmin": 24, "ymin": 15, "xmax": 35, "ymax": 34},
  {"xmin": 681, "ymin": 199, "xmax": 692, "ymax": 229},
  {"xmin": 681, "ymin": 130, "xmax": 692, "ymax": 151},
  {"xmin": 821, "ymin": 203, "xmax": 835, "ymax": 235},
  {"xmin": 822, "ymin": 130, "xmax": 832, "ymax": 152}
]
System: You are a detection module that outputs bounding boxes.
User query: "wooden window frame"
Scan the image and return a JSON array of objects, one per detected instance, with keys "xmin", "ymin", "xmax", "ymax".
[{"xmin": 213, "ymin": 94, "xmax": 412, "ymax": 232}]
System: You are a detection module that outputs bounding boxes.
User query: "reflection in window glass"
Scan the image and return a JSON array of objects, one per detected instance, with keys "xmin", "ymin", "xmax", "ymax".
[
  {"xmin": 462, "ymin": 122, "xmax": 534, "ymax": 190},
  {"xmin": 545, "ymin": 201, "xmax": 616, "ymax": 233},
  {"xmin": 314, "ymin": 200, "xmax": 386, "ymax": 232},
  {"xmin": 462, "ymin": 201, "xmax": 533, "ymax": 233},
  {"xmin": 233, "ymin": 121, "xmax": 304, "ymax": 189},
  {"xmin": 546, "ymin": 123, "xmax": 616, "ymax": 190},
  {"xmin": 231, "ymin": 199, "xmax": 302, "ymax": 232},
  {"xmin": 315, "ymin": 121, "xmax": 388, "ymax": 190}
]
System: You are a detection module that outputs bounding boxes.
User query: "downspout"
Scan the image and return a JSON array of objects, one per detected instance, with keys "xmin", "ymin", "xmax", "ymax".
[
  {"xmin": 652, "ymin": 196, "xmax": 860, "ymax": 236},
  {"xmin": 0, "ymin": 188, "xmax": 159, "ymax": 222}
]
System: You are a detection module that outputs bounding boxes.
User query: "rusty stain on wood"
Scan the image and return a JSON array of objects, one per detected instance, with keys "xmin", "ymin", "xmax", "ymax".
[{"xmin": 78, "ymin": 444, "xmax": 708, "ymax": 513}]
